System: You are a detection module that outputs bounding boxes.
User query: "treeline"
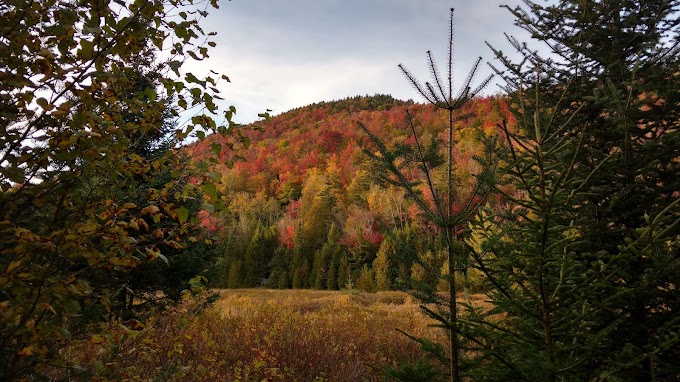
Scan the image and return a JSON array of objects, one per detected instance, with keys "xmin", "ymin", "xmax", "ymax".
[{"xmin": 197, "ymin": 95, "xmax": 508, "ymax": 291}]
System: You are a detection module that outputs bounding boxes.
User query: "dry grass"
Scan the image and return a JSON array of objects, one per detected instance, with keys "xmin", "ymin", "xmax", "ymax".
[{"xmin": 58, "ymin": 289, "xmax": 453, "ymax": 381}]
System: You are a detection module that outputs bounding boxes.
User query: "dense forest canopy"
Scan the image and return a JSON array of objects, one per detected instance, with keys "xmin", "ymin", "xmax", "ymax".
[{"xmin": 191, "ymin": 94, "xmax": 509, "ymax": 291}]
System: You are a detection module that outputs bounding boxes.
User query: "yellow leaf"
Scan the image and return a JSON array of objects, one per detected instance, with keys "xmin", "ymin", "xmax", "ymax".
[
  {"xmin": 6, "ymin": 260, "xmax": 21, "ymax": 273},
  {"xmin": 89, "ymin": 334, "xmax": 106, "ymax": 344},
  {"xmin": 78, "ymin": 220, "xmax": 99, "ymax": 235},
  {"xmin": 142, "ymin": 205, "xmax": 160, "ymax": 216},
  {"xmin": 137, "ymin": 218, "xmax": 149, "ymax": 231},
  {"xmin": 123, "ymin": 319, "xmax": 145, "ymax": 331},
  {"xmin": 40, "ymin": 303, "xmax": 57, "ymax": 315},
  {"xmin": 18, "ymin": 345, "xmax": 35, "ymax": 356},
  {"xmin": 167, "ymin": 240, "xmax": 182, "ymax": 250},
  {"xmin": 145, "ymin": 247, "xmax": 159, "ymax": 261}
]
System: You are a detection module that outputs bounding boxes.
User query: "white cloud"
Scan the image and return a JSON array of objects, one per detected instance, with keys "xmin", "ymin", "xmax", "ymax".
[{"xmin": 188, "ymin": 0, "xmax": 537, "ymax": 124}]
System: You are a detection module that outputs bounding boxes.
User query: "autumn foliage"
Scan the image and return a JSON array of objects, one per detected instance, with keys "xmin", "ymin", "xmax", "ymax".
[{"xmin": 194, "ymin": 94, "xmax": 511, "ymax": 291}]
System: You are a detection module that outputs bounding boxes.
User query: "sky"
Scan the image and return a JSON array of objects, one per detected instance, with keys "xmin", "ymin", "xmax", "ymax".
[{"xmin": 194, "ymin": 0, "xmax": 533, "ymax": 124}]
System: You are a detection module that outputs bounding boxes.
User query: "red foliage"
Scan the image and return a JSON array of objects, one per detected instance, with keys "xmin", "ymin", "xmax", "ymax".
[
  {"xmin": 198, "ymin": 210, "xmax": 221, "ymax": 232},
  {"xmin": 279, "ymin": 224, "xmax": 296, "ymax": 249},
  {"xmin": 318, "ymin": 130, "xmax": 344, "ymax": 152},
  {"xmin": 285, "ymin": 199, "xmax": 301, "ymax": 219},
  {"xmin": 183, "ymin": 95, "xmax": 514, "ymax": 251}
]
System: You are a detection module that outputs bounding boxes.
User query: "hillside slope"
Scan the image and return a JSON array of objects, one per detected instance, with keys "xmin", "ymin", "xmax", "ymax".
[{"xmin": 190, "ymin": 94, "xmax": 512, "ymax": 290}]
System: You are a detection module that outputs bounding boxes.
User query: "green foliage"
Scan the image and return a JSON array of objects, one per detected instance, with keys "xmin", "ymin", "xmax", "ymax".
[
  {"xmin": 465, "ymin": 83, "xmax": 604, "ymax": 380},
  {"xmin": 292, "ymin": 269, "xmax": 303, "ymax": 289},
  {"xmin": 337, "ymin": 255, "xmax": 351, "ymax": 290},
  {"xmin": 356, "ymin": 264, "xmax": 376, "ymax": 292},
  {"xmin": 358, "ymin": 9, "xmax": 494, "ymax": 381},
  {"xmin": 277, "ymin": 271, "xmax": 290, "ymax": 289},
  {"xmin": 288, "ymin": 94, "xmax": 414, "ymax": 115},
  {"xmin": 0, "ymin": 0, "xmax": 231, "ymax": 377},
  {"xmin": 326, "ymin": 260, "xmax": 337, "ymax": 290},
  {"xmin": 243, "ymin": 223, "xmax": 277, "ymax": 287},
  {"xmin": 467, "ymin": 0, "xmax": 680, "ymax": 380},
  {"xmin": 373, "ymin": 238, "xmax": 393, "ymax": 291}
]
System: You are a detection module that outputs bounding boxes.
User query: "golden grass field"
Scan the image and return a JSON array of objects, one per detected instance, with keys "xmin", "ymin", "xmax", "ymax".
[{"xmin": 65, "ymin": 289, "xmax": 469, "ymax": 381}]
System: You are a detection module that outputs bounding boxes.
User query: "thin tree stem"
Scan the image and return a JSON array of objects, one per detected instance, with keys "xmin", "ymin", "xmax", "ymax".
[{"xmin": 447, "ymin": 105, "xmax": 460, "ymax": 382}]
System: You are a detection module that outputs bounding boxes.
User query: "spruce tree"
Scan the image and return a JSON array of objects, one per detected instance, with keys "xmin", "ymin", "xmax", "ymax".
[
  {"xmin": 227, "ymin": 260, "xmax": 242, "ymax": 289},
  {"xmin": 359, "ymin": 9, "xmax": 493, "ymax": 381},
  {"xmin": 337, "ymin": 255, "xmax": 351, "ymax": 290},
  {"xmin": 465, "ymin": 77, "xmax": 611, "ymax": 380},
  {"xmin": 374, "ymin": 238, "xmax": 393, "ymax": 291},
  {"xmin": 278, "ymin": 271, "xmax": 289, "ymax": 289},
  {"xmin": 472, "ymin": 0, "xmax": 680, "ymax": 379},
  {"xmin": 357, "ymin": 264, "xmax": 376, "ymax": 292},
  {"xmin": 311, "ymin": 249, "xmax": 327, "ymax": 289},
  {"xmin": 326, "ymin": 260, "xmax": 337, "ymax": 290}
]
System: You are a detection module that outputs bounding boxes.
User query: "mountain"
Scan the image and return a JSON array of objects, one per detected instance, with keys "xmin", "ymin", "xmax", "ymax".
[{"xmin": 189, "ymin": 94, "xmax": 513, "ymax": 291}]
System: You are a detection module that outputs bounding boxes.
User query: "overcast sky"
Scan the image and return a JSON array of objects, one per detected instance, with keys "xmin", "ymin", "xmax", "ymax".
[{"xmin": 195, "ymin": 0, "xmax": 533, "ymax": 124}]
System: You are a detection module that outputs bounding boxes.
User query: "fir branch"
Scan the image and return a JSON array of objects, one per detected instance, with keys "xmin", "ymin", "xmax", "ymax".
[
  {"xmin": 398, "ymin": 64, "xmax": 438, "ymax": 105},
  {"xmin": 427, "ymin": 50, "xmax": 448, "ymax": 106}
]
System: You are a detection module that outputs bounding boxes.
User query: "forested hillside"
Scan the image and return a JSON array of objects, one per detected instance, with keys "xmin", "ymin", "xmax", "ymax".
[
  {"xmin": 191, "ymin": 94, "xmax": 511, "ymax": 291},
  {"xmin": 3, "ymin": 0, "xmax": 678, "ymax": 380}
]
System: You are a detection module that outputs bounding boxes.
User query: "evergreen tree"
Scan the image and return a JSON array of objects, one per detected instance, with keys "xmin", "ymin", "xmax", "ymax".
[
  {"xmin": 311, "ymin": 249, "xmax": 327, "ymax": 289},
  {"xmin": 269, "ymin": 247, "xmax": 292, "ymax": 288},
  {"xmin": 357, "ymin": 264, "xmax": 376, "ymax": 292},
  {"xmin": 107, "ymin": 59, "xmax": 214, "ymax": 308},
  {"xmin": 465, "ymin": 80, "xmax": 609, "ymax": 380},
  {"xmin": 374, "ymin": 238, "xmax": 393, "ymax": 291},
  {"xmin": 278, "ymin": 271, "xmax": 290, "ymax": 289},
  {"xmin": 314, "ymin": 223, "xmax": 343, "ymax": 290},
  {"xmin": 471, "ymin": 0, "xmax": 680, "ymax": 379},
  {"xmin": 243, "ymin": 224, "xmax": 264, "ymax": 287},
  {"xmin": 326, "ymin": 260, "xmax": 337, "ymax": 290},
  {"xmin": 243, "ymin": 223, "xmax": 277, "ymax": 287},
  {"xmin": 268, "ymin": 270, "xmax": 280, "ymax": 289},
  {"xmin": 391, "ymin": 224, "xmax": 420, "ymax": 289},
  {"xmin": 359, "ymin": 9, "xmax": 493, "ymax": 381},
  {"xmin": 337, "ymin": 255, "xmax": 351, "ymax": 290},
  {"xmin": 227, "ymin": 260, "xmax": 242, "ymax": 289}
]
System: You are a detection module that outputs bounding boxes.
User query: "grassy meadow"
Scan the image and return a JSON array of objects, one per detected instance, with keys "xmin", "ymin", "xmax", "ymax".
[{"xmin": 64, "ymin": 289, "xmax": 465, "ymax": 381}]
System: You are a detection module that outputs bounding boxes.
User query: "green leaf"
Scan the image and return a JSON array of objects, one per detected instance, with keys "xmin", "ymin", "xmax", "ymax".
[
  {"xmin": 3, "ymin": 166, "xmax": 25, "ymax": 183},
  {"xmin": 201, "ymin": 182, "xmax": 217, "ymax": 200},
  {"xmin": 64, "ymin": 300, "xmax": 81, "ymax": 314},
  {"xmin": 177, "ymin": 206, "xmax": 189, "ymax": 224},
  {"xmin": 168, "ymin": 60, "xmax": 182, "ymax": 75},
  {"xmin": 157, "ymin": 253, "xmax": 169, "ymax": 266},
  {"xmin": 186, "ymin": 72, "xmax": 199, "ymax": 84},
  {"xmin": 36, "ymin": 97, "xmax": 49, "ymax": 110},
  {"xmin": 58, "ymin": 328, "xmax": 72, "ymax": 340},
  {"xmin": 210, "ymin": 142, "xmax": 222, "ymax": 156}
]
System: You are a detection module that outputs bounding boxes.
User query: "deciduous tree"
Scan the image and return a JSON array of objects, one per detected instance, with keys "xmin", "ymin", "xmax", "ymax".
[{"xmin": 0, "ymin": 0, "xmax": 231, "ymax": 378}]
